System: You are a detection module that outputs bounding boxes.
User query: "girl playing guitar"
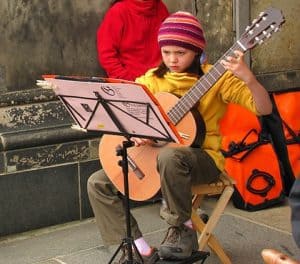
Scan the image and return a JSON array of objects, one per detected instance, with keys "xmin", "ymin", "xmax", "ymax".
[{"xmin": 88, "ymin": 10, "xmax": 274, "ymax": 263}]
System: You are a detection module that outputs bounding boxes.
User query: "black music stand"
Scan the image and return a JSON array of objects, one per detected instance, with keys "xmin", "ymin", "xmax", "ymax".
[
  {"xmin": 44, "ymin": 75, "xmax": 182, "ymax": 264},
  {"xmin": 107, "ymin": 138, "xmax": 142, "ymax": 264}
]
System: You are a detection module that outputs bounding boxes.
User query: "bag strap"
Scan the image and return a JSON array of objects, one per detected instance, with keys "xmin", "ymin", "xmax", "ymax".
[
  {"xmin": 246, "ymin": 169, "xmax": 275, "ymax": 197},
  {"xmin": 262, "ymin": 97, "xmax": 295, "ymax": 195},
  {"xmin": 221, "ymin": 128, "xmax": 269, "ymax": 162},
  {"xmin": 281, "ymin": 119, "xmax": 300, "ymax": 144}
]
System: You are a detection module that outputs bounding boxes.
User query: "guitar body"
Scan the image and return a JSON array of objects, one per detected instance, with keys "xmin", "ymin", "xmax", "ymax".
[{"xmin": 99, "ymin": 92, "xmax": 205, "ymax": 201}]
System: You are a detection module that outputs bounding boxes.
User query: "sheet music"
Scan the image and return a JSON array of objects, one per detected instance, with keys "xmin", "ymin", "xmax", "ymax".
[{"xmin": 45, "ymin": 77, "xmax": 182, "ymax": 143}]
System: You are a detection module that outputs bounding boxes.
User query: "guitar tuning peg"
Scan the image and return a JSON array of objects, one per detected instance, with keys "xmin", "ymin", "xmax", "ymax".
[
  {"xmin": 249, "ymin": 29, "xmax": 253, "ymax": 35},
  {"xmin": 274, "ymin": 27, "xmax": 279, "ymax": 32},
  {"xmin": 270, "ymin": 24, "xmax": 275, "ymax": 29},
  {"xmin": 259, "ymin": 39, "xmax": 264, "ymax": 45},
  {"xmin": 259, "ymin": 11, "xmax": 264, "ymax": 17},
  {"xmin": 267, "ymin": 33, "xmax": 272, "ymax": 38},
  {"xmin": 252, "ymin": 18, "xmax": 258, "ymax": 24},
  {"xmin": 263, "ymin": 30, "xmax": 267, "ymax": 35},
  {"xmin": 262, "ymin": 16, "xmax": 267, "ymax": 21},
  {"xmin": 245, "ymin": 25, "xmax": 250, "ymax": 31},
  {"xmin": 256, "ymin": 23, "xmax": 260, "ymax": 28}
]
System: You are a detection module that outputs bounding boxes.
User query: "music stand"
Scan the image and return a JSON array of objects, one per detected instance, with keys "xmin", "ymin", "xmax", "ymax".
[{"xmin": 44, "ymin": 75, "xmax": 183, "ymax": 264}]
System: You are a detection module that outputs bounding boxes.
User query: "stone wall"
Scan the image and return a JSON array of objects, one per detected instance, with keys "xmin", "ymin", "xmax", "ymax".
[
  {"xmin": 1, "ymin": 0, "xmax": 299, "ymax": 92},
  {"xmin": 0, "ymin": 87, "xmax": 101, "ymax": 236}
]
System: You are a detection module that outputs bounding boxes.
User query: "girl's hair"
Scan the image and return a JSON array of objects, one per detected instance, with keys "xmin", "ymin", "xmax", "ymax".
[{"xmin": 153, "ymin": 53, "xmax": 204, "ymax": 78}]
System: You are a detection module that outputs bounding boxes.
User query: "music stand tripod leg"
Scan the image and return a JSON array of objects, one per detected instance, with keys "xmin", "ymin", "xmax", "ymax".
[{"xmin": 108, "ymin": 139, "xmax": 143, "ymax": 264}]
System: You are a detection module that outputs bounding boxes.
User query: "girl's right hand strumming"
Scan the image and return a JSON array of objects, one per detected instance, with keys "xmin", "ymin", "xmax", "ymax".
[{"xmin": 132, "ymin": 137, "xmax": 152, "ymax": 147}]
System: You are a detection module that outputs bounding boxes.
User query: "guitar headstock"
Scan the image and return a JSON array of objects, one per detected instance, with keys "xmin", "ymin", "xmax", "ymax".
[{"xmin": 239, "ymin": 7, "xmax": 285, "ymax": 51}]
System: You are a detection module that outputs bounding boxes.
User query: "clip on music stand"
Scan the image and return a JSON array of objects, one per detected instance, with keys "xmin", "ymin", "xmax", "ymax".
[{"xmin": 44, "ymin": 75, "xmax": 182, "ymax": 264}]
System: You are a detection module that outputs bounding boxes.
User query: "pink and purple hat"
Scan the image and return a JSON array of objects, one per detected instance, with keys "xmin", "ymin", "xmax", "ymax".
[{"xmin": 158, "ymin": 11, "xmax": 206, "ymax": 53}]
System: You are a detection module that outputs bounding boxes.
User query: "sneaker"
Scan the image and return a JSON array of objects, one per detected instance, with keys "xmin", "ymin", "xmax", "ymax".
[
  {"xmin": 158, "ymin": 225, "xmax": 199, "ymax": 260},
  {"xmin": 200, "ymin": 213, "xmax": 209, "ymax": 224},
  {"xmin": 118, "ymin": 246, "xmax": 159, "ymax": 264}
]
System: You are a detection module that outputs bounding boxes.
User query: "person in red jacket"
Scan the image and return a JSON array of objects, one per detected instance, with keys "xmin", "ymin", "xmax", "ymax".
[{"xmin": 97, "ymin": 0, "xmax": 169, "ymax": 81}]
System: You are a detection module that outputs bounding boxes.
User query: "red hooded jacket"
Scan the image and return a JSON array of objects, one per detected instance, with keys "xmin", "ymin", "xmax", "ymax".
[{"xmin": 97, "ymin": 0, "xmax": 169, "ymax": 81}]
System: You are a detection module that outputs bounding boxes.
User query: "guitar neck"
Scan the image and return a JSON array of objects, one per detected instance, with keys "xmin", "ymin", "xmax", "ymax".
[{"xmin": 167, "ymin": 42, "xmax": 245, "ymax": 125}]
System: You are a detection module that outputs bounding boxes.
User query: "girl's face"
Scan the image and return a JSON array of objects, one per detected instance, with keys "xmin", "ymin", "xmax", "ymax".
[{"xmin": 161, "ymin": 46, "xmax": 197, "ymax": 73}]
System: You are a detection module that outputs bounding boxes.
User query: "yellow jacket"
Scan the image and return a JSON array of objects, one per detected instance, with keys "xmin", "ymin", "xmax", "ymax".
[{"xmin": 135, "ymin": 63, "xmax": 259, "ymax": 171}]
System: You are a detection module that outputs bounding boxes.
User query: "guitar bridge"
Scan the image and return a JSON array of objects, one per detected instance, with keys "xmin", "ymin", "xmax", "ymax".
[{"xmin": 127, "ymin": 155, "xmax": 145, "ymax": 180}]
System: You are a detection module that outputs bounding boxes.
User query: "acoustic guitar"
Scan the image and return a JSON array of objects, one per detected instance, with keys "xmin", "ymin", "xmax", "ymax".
[{"xmin": 99, "ymin": 7, "xmax": 285, "ymax": 201}]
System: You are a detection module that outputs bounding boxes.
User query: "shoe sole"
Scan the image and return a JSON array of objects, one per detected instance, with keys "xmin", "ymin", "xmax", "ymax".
[{"xmin": 158, "ymin": 247, "xmax": 196, "ymax": 260}]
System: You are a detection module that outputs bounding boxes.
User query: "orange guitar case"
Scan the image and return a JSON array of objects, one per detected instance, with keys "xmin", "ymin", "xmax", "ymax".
[
  {"xmin": 221, "ymin": 130, "xmax": 285, "ymax": 211},
  {"xmin": 220, "ymin": 104, "xmax": 285, "ymax": 211},
  {"xmin": 220, "ymin": 88, "xmax": 300, "ymax": 211}
]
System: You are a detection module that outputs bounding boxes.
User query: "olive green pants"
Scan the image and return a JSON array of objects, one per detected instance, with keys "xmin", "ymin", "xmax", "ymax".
[{"xmin": 87, "ymin": 146, "xmax": 220, "ymax": 245}]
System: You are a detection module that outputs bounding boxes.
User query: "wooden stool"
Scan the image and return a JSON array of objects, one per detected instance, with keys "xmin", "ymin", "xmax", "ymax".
[{"xmin": 191, "ymin": 172, "xmax": 235, "ymax": 264}]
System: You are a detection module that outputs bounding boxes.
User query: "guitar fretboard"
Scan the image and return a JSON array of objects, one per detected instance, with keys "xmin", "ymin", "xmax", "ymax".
[{"xmin": 167, "ymin": 42, "xmax": 245, "ymax": 125}]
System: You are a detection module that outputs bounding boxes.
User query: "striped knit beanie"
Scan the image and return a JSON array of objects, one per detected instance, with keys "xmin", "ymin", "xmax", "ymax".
[{"xmin": 158, "ymin": 11, "xmax": 206, "ymax": 53}]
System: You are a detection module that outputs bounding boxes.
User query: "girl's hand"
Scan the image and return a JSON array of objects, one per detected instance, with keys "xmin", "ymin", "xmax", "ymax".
[
  {"xmin": 221, "ymin": 50, "xmax": 255, "ymax": 85},
  {"xmin": 132, "ymin": 137, "xmax": 152, "ymax": 147},
  {"xmin": 221, "ymin": 50, "xmax": 273, "ymax": 115}
]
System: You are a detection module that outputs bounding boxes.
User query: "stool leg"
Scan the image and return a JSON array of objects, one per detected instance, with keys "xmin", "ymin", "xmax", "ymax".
[
  {"xmin": 192, "ymin": 209, "xmax": 231, "ymax": 264},
  {"xmin": 192, "ymin": 194, "xmax": 204, "ymax": 209},
  {"xmin": 207, "ymin": 237, "xmax": 232, "ymax": 264},
  {"xmin": 192, "ymin": 186, "xmax": 234, "ymax": 264},
  {"xmin": 198, "ymin": 186, "xmax": 233, "ymax": 248}
]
